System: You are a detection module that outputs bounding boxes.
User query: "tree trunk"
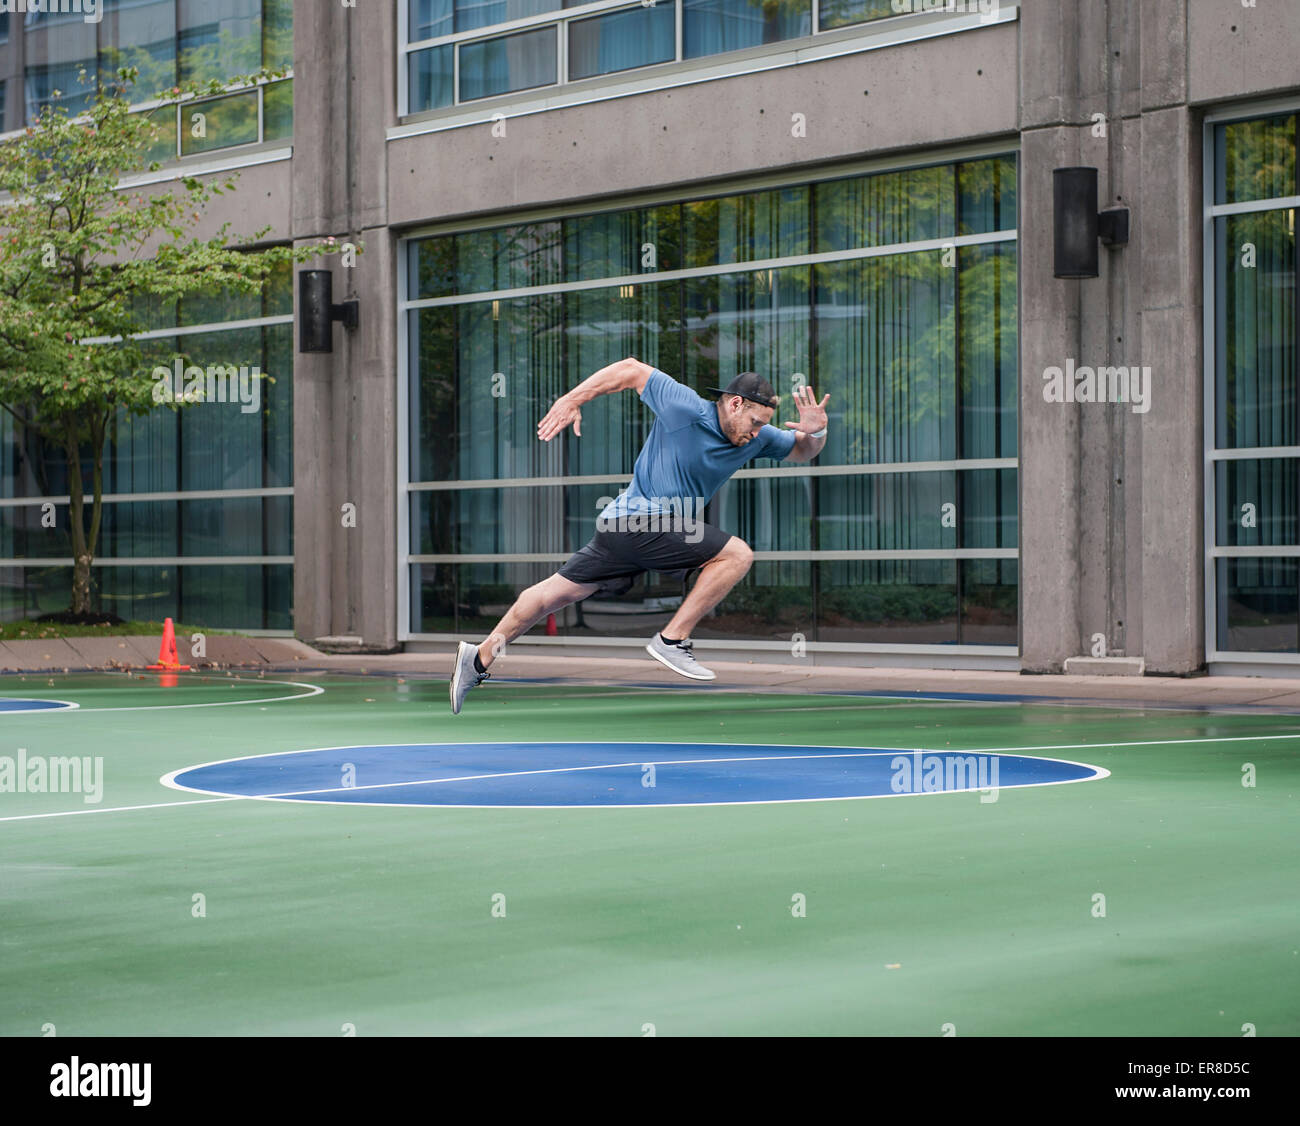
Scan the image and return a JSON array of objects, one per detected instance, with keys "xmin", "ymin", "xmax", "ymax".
[{"xmin": 65, "ymin": 431, "xmax": 91, "ymax": 616}]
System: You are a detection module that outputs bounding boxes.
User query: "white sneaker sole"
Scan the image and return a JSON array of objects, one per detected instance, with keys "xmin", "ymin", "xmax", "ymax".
[
  {"xmin": 450, "ymin": 642, "xmax": 475, "ymax": 714},
  {"xmin": 645, "ymin": 642, "xmax": 716, "ymax": 681}
]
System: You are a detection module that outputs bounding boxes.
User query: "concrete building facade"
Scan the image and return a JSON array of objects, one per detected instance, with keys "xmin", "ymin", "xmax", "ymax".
[{"xmin": 2, "ymin": 1, "xmax": 1297, "ymax": 676}]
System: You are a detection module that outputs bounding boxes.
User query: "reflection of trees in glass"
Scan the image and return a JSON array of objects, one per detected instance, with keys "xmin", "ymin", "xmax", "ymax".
[
  {"xmin": 178, "ymin": 18, "xmax": 263, "ymax": 85},
  {"xmin": 815, "ymin": 251, "xmax": 956, "ymax": 465},
  {"xmin": 1222, "ymin": 114, "xmax": 1296, "ymax": 204},
  {"xmin": 818, "ymin": 0, "xmax": 893, "ymax": 32},
  {"xmin": 816, "ymin": 165, "xmax": 953, "ymax": 251}
]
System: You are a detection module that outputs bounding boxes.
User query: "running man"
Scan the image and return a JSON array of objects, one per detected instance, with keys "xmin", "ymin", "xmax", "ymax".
[{"xmin": 450, "ymin": 357, "xmax": 829, "ymax": 714}]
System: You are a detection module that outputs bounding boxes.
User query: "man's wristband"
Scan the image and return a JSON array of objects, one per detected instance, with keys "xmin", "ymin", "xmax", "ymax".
[{"xmin": 808, "ymin": 427, "xmax": 827, "ymax": 440}]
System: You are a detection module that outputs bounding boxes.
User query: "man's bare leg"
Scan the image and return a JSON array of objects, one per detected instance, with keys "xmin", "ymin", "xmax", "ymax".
[
  {"xmin": 479, "ymin": 573, "xmax": 598, "ymax": 670},
  {"xmin": 660, "ymin": 536, "xmax": 753, "ymax": 640}
]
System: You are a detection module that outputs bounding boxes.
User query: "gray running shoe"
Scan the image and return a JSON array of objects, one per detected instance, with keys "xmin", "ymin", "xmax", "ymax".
[
  {"xmin": 645, "ymin": 633, "xmax": 716, "ymax": 681},
  {"xmin": 450, "ymin": 641, "xmax": 490, "ymax": 714}
]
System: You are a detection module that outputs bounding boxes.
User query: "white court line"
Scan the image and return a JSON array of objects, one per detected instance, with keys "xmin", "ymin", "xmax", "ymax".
[
  {"xmin": 4, "ymin": 729, "xmax": 1297, "ymax": 823},
  {"xmin": 0, "ymin": 677, "xmax": 323, "ymax": 712},
  {"xmin": 0, "ymin": 698, "xmax": 80, "ymax": 714},
  {"xmin": 158, "ymin": 748, "xmax": 1110, "ymax": 810},
  {"xmin": 0, "ymin": 796, "xmax": 246, "ymax": 822}
]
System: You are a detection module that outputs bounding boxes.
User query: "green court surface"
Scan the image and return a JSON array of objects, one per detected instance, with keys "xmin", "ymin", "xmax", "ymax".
[{"xmin": 0, "ymin": 671, "xmax": 1296, "ymax": 1037}]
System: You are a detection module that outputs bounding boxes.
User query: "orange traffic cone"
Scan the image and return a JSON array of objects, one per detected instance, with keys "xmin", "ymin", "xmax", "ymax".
[
  {"xmin": 147, "ymin": 617, "xmax": 192, "ymax": 671},
  {"xmin": 545, "ymin": 612, "xmax": 558, "ymax": 636}
]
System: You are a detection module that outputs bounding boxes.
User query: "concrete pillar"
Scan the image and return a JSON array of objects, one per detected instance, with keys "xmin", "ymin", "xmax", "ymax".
[
  {"xmin": 1018, "ymin": 0, "xmax": 1203, "ymax": 674},
  {"xmin": 291, "ymin": 2, "xmax": 398, "ymax": 649}
]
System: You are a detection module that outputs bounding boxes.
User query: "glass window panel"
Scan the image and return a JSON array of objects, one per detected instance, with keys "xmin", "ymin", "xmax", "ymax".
[
  {"xmin": 814, "ymin": 252, "xmax": 957, "ymax": 464},
  {"xmin": 818, "ymin": 0, "xmax": 893, "ymax": 32},
  {"xmin": 100, "ymin": 498, "xmax": 178, "ymax": 559},
  {"xmin": 459, "ymin": 26, "xmax": 557, "ymax": 102},
  {"xmin": 455, "ymin": 294, "xmax": 564, "ymax": 481},
  {"xmin": 96, "ymin": 565, "xmax": 177, "ymax": 624},
  {"xmin": 683, "ymin": 186, "xmax": 810, "ymax": 270},
  {"xmin": 23, "ymin": 9, "xmax": 98, "ymax": 122},
  {"xmin": 681, "ymin": 266, "xmax": 811, "ymax": 400},
  {"xmin": 564, "ymin": 482, "xmax": 627, "ymax": 552},
  {"xmin": 178, "ymin": 562, "xmax": 292, "ymax": 629},
  {"xmin": 1214, "ymin": 211, "xmax": 1296, "ymax": 449},
  {"xmin": 960, "ymin": 557, "xmax": 1017, "ymax": 645},
  {"xmin": 816, "ymin": 559, "xmax": 958, "ymax": 644},
  {"xmin": 564, "ymin": 203, "xmax": 682, "ymax": 281},
  {"xmin": 568, "ymin": 5, "xmax": 675, "ymax": 82},
  {"xmin": 713, "ymin": 475, "xmax": 811, "ymax": 554},
  {"xmin": 410, "ymin": 236, "xmax": 458, "ymax": 300},
  {"xmin": 141, "ymin": 104, "xmax": 178, "ymax": 166},
  {"xmin": 99, "ymin": 0, "xmax": 177, "ymax": 99},
  {"xmin": 0, "ymin": 502, "xmax": 80, "ymax": 559},
  {"xmin": 181, "ymin": 495, "xmax": 290, "ymax": 556},
  {"xmin": 106, "ymin": 335, "xmax": 182, "ymax": 495},
  {"xmin": 410, "ymin": 0, "xmax": 453, "ymax": 40},
  {"xmin": 178, "ymin": 271, "xmax": 263, "ymax": 326},
  {"xmin": 1215, "ymin": 459, "xmax": 1298, "ymax": 547},
  {"xmin": 0, "ymin": 565, "xmax": 67, "ymax": 621},
  {"xmin": 699, "ymin": 560, "xmax": 813, "ymax": 641},
  {"xmin": 816, "ymin": 164, "xmax": 955, "ymax": 251},
  {"xmin": 178, "ymin": 0, "xmax": 262, "ymax": 84},
  {"xmin": 958, "ymin": 242, "xmax": 1017, "ymax": 459},
  {"xmin": 683, "ymin": 0, "xmax": 812, "ymax": 60},
  {"xmin": 1216, "ymin": 558, "xmax": 1299, "ymax": 653},
  {"xmin": 263, "ymin": 259, "xmax": 293, "ymax": 317},
  {"xmin": 412, "ymin": 560, "xmax": 559, "ymax": 634},
  {"xmin": 459, "ymin": 0, "xmax": 563, "ymax": 34},
  {"xmin": 412, "ymin": 485, "xmax": 566, "ymax": 556},
  {"xmin": 815, "ymin": 472, "xmax": 956, "ymax": 552},
  {"xmin": 262, "ymin": 0, "xmax": 293, "ymax": 70},
  {"xmin": 410, "ymin": 306, "xmax": 457, "ymax": 482},
  {"xmin": 458, "ymin": 222, "xmax": 562, "ymax": 291},
  {"xmin": 179, "ymin": 89, "xmax": 259, "ymax": 155},
  {"xmin": 1215, "ymin": 113, "xmax": 1296, "ymax": 206},
  {"xmin": 262, "ymin": 78, "xmax": 292, "ymax": 143},
  {"xmin": 261, "ymin": 323, "xmax": 294, "ymax": 487},
  {"xmin": 409, "ymin": 44, "xmax": 453, "ymax": 112},
  {"xmin": 562, "ymin": 282, "xmax": 681, "ymax": 477},
  {"xmin": 175, "ymin": 328, "xmax": 270, "ymax": 491},
  {"xmin": 412, "ymin": 294, "xmax": 565, "ymax": 482},
  {"xmin": 957, "ymin": 154, "xmax": 1017, "ymax": 235},
  {"xmin": 0, "ymin": 558, "xmax": 291, "ymax": 629},
  {"xmin": 959, "ymin": 467, "xmax": 1016, "ymax": 549}
]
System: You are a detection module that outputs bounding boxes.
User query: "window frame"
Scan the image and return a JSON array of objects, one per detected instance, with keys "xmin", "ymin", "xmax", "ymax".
[{"xmin": 1202, "ymin": 97, "xmax": 1300, "ymax": 668}]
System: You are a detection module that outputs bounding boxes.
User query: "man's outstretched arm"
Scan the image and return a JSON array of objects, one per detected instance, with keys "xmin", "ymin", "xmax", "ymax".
[{"xmin": 537, "ymin": 357, "xmax": 654, "ymax": 441}]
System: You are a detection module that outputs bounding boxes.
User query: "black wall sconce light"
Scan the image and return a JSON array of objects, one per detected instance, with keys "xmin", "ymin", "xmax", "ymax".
[
  {"xmin": 1053, "ymin": 167, "xmax": 1130, "ymax": 279},
  {"xmin": 298, "ymin": 269, "xmax": 360, "ymax": 353}
]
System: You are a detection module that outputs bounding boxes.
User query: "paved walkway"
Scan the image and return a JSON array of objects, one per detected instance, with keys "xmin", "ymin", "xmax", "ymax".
[{"xmin": 3, "ymin": 635, "xmax": 1300, "ymax": 711}]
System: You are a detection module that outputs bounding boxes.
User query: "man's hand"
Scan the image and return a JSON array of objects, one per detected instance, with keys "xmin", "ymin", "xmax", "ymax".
[
  {"xmin": 784, "ymin": 384, "xmax": 830, "ymax": 434},
  {"xmin": 537, "ymin": 393, "xmax": 582, "ymax": 441}
]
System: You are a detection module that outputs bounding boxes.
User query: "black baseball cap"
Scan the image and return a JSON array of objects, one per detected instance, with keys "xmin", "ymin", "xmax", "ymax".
[{"xmin": 706, "ymin": 372, "xmax": 780, "ymax": 409}]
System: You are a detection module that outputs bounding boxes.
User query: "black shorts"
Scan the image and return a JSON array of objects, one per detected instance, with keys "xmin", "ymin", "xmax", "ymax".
[{"xmin": 558, "ymin": 523, "xmax": 733, "ymax": 596}]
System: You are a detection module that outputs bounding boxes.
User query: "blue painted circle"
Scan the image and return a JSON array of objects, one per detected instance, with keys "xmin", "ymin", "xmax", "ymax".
[
  {"xmin": 0, "ymin": 698, "xmax": 76, "ymax": 713},
  {"xmin": 167, "ymin": 743, "xmax": 1107, "ymax": 808}
]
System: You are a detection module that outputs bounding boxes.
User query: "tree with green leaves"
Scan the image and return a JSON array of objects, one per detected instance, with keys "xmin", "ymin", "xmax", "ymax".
[{"xmin": 0, "ymin": 67, "xmax": 335, "ymax": 618}]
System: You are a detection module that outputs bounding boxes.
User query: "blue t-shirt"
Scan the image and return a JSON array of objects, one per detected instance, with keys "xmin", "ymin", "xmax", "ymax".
[{"xmin": 600, "ymin": 369, "xmax": 797, "ymax": 520}]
